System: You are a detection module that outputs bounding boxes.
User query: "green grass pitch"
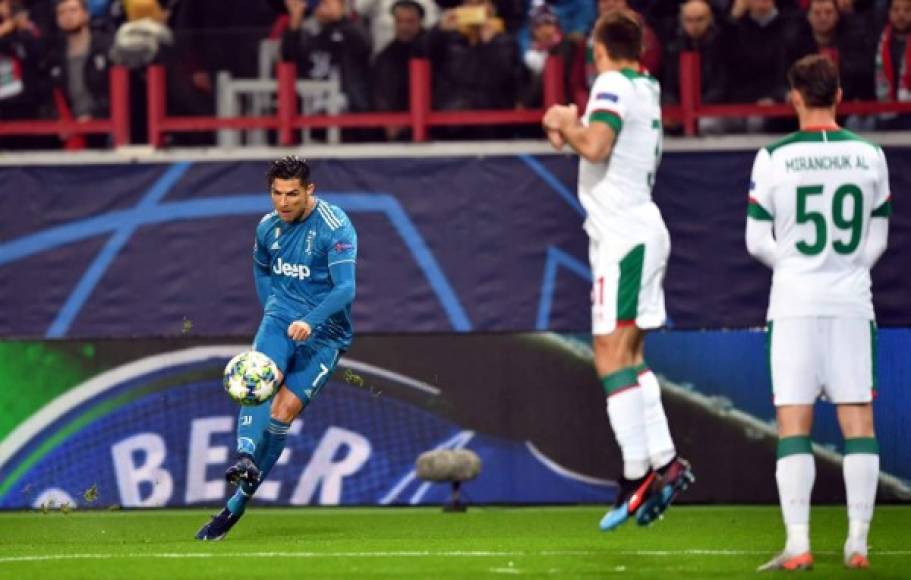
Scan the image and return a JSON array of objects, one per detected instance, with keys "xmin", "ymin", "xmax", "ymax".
[{"xmin": 0, "ymin": 505, "xmax": 908, "ymax": 578}]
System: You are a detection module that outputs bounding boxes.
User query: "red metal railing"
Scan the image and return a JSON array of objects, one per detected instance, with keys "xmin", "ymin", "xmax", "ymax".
[
  {"xmin": 146, "ymin": 57, "xmax": 566, "ymax": 147},
  {"xmin": 674, "ymin": 51, "xmax": 911, "ymax": 136},
  {"xmin": 0, "ymin": 65, "xmax": 130, "ymax": 147},
  {"xmin": 2, "ymin": 53, "xmax": 911, "ymax": 147}
]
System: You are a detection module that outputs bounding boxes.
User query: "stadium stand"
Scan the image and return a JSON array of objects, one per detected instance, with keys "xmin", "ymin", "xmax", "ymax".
[{"xmin": 0, "ymin": 0, "xmax": 908, "ymax": 148}]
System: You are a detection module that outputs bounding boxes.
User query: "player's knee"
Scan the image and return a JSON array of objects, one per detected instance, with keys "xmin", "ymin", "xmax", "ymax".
[
  {"xmin": 270, "ymin": 403, "xmax": 296, "ymax": 424},
  {"xmin": 593, "ymin": 333, "xmax": 637, "ymax": 373},
  {"xmin": 837, "ymin": 403, "xmax": 875, "ymax": 438},
  {"xmin": 593, "ymin": 333, "xmax": 619, "ymax": 354},
  {"xmin": 775, "ymin": 405, "xmax": 814, "ymax": 437}
]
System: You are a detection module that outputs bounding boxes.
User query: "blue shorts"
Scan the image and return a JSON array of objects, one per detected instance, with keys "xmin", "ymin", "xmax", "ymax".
[{"xmin": 253, "ymin": 315, "xmax": 341, "ymax": 406}]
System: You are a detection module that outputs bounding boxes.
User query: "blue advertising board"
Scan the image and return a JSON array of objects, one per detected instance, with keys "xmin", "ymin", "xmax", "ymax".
[{"xmin": 1, "ymin": 150, "xmax": 909, "ymax": 338}]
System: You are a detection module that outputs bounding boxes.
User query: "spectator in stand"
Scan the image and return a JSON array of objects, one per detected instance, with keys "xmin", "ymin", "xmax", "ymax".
[
  {"xmin": 33, "ymin": 0, "xmax": 117, "ymax": 28},
  {"xmin": 372, "ymin": 0, "xmax": 426, "ymax": 139},
  {"xmin": 170, "ymin": 0, "xmax": 276, "ymax": 106},
  {"xmin": 635, "ymin": 0, "xmax": 729, "ymax": 46},
  {"xmin": 875, "ymin": 0, "xmax": 911, "ymax": 128},
  {"xmin": 787, "ymin": 0, "xmax": 873, "ymax": 101},
  {"xmin": 662, "ymin": 0, "xmax": 729, "ymax": 133},
  {"xmin": 282, "ymin": 0, "xmax": 372, "ymax": 114},
  {"xmin": 354, "ymin": 0, "xmax": 437, "ymax": 54},
  {"xmin": 728, "ymin": 0, "xmax": 801, "ymax": 17},
  {"xmin": 518, "ymin": 2, "xmax": 583, "ymax": 108},
  {"xmin": 515, "ymin": 0, "xmax": 595, "ymax": 58},
  {"xmin": 108, "ymin": 0, "xmax": 173, "ymax": 69},
  {"xmin": 828, "ymin": 0, "xmax": 888, "ymax": 73},
  {"xmin": 19, "ymin": 0, "xmax": 56, "ymax": 35},
  {"xmin": 105, "ymin": 0, "xmax": 180, "ymax": 145},
  {"xmin": 427, "ymin": 0, "xmax": 518, "ymax": 138},
  {"xmin": 45, "ymin": 0, "xmax": 113, "ymax": 121},
  {"xmin": 0, "ymin": 0, "xmax": 47, "ymax": 147},
  {"xmin": 436, "ymin": 0, "xmax": 525, "ymax": 32},
  {"xmin": 591, "ymin": 0, "xmax": 661, "ymax": 78},
  {"xmin": 91, "ymin": 0, "xmax": 178, "ymax": 31},
  {"xmin": 791, "ymin": 0, "xmax": 879, "ymax": 16},
  {"xmin": 725, "ymin": 0, "xmax": 796, "ymax": 131},
  {"xmin": 86, "ymin": 0, "xmax": 111, "ymax": 20}
]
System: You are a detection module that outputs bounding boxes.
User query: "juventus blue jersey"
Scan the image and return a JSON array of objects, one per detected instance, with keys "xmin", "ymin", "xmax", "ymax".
[{"xmin": 253, "ymin": 199, "xmax": 357, "ymax": 349}]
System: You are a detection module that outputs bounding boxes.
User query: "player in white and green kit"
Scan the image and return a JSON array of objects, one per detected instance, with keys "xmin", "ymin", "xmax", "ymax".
[
  {"xmin": 747, "ymin": 55, "xmax": 891, "ymax": 572},
  {"xmin": 543, "ymin": 10, "xmax": 693, "ymax": 532}
]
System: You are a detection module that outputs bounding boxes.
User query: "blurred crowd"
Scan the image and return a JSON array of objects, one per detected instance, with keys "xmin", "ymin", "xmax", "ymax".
[{"xmin": 0, "ymin": 0, "xmax": 908, "ymax": 147}]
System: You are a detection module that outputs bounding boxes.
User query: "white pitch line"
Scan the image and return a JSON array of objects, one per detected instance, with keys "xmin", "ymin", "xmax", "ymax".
[
  {"xmin": 620, "ymin": 550, "xmax": 911, "ymax": 557},
  {"xmin": 2, "ymin": 550, "xmax": 910, "ymax": 563},
  {"xmin": 0, "ymin": 551, "xmax": 517, "ymax": 563}
]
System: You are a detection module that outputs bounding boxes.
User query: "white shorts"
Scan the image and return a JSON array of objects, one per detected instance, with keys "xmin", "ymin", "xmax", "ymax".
[
  {"xmin": 589, "ymin": 231, "xmax": 669, "ymax": 336},
  {"xmin": 769, "ymin": 317, "xmax": 876, "ymax": 406}
]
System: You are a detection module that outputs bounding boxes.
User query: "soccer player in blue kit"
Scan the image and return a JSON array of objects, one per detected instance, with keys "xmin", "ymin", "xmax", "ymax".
[{"xmin": 196, "ymin": 156, "xmax": 357, "ymax": 540}]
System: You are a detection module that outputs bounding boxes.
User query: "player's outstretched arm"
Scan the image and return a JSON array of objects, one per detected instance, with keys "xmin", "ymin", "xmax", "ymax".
[{"xmin": 295, "ymin": 261, "xmax": 356, "ymax": 333}]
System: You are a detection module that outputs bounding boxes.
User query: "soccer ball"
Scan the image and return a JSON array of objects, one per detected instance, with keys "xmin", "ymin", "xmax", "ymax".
[{"xmin": 223, "ymin": 351, "xmax": 279, "ymax": 406}]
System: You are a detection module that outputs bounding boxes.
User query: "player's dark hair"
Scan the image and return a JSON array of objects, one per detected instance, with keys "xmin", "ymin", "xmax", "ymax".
[
  {"xmin": 267, "ymin": 155, "xmax": 311, "ymax": 188},
  {"xmin": 593, "ymin": 10, "xmax": 643, "ymax": 62},
  {"xmin": 788, "ymin": 54, "xmax": 840, "ymax": 108}
]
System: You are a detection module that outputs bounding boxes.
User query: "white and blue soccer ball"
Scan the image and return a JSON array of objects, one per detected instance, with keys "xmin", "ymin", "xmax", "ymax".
[{"xmin": 223, "ymin": 351, "xmax": 279, "ymax": 406}]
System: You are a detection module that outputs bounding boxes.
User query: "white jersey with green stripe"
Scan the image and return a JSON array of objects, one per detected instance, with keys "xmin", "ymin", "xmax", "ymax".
[
  {"xmin": 748, "ymin": 128, "xmax": 892, "ymax": 319},
  {"xmin": 580, "ymin": 67, "xmax": 665, "ymax": 242}
]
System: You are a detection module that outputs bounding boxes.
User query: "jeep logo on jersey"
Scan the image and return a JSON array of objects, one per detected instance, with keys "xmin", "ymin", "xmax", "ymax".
[{"xmin": 273, "ymin": 258, "xmax": 311, "ymax": 280}]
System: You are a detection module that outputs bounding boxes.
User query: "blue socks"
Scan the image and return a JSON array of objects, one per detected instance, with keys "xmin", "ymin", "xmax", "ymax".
[
  {"xmin": 226, "ymin": 486, "xmax": 251, "ymax": 515},
  {"xmin": 256, "ymin": 418, "xmax": 292, "ymax": 479},
  {"xmin": 227, "ymin": 417, "xmax": 291, "ymax": 516}
]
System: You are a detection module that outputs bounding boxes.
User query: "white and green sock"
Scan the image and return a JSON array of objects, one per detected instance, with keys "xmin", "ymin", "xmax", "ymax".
[
  {"xmin": 776, "ymin": 436, "xmax": 815, "ymax": 555},
  {"xmin": 843, "ymin": 437, "xmax": 879, "ymax": 557},
  {"xmin": 634, "ymin": 363, "xmax": 676, "ymax": 469},
  {"xmin": 603, "ymin": 367, "xmax": 649, "ymax": 480}
]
